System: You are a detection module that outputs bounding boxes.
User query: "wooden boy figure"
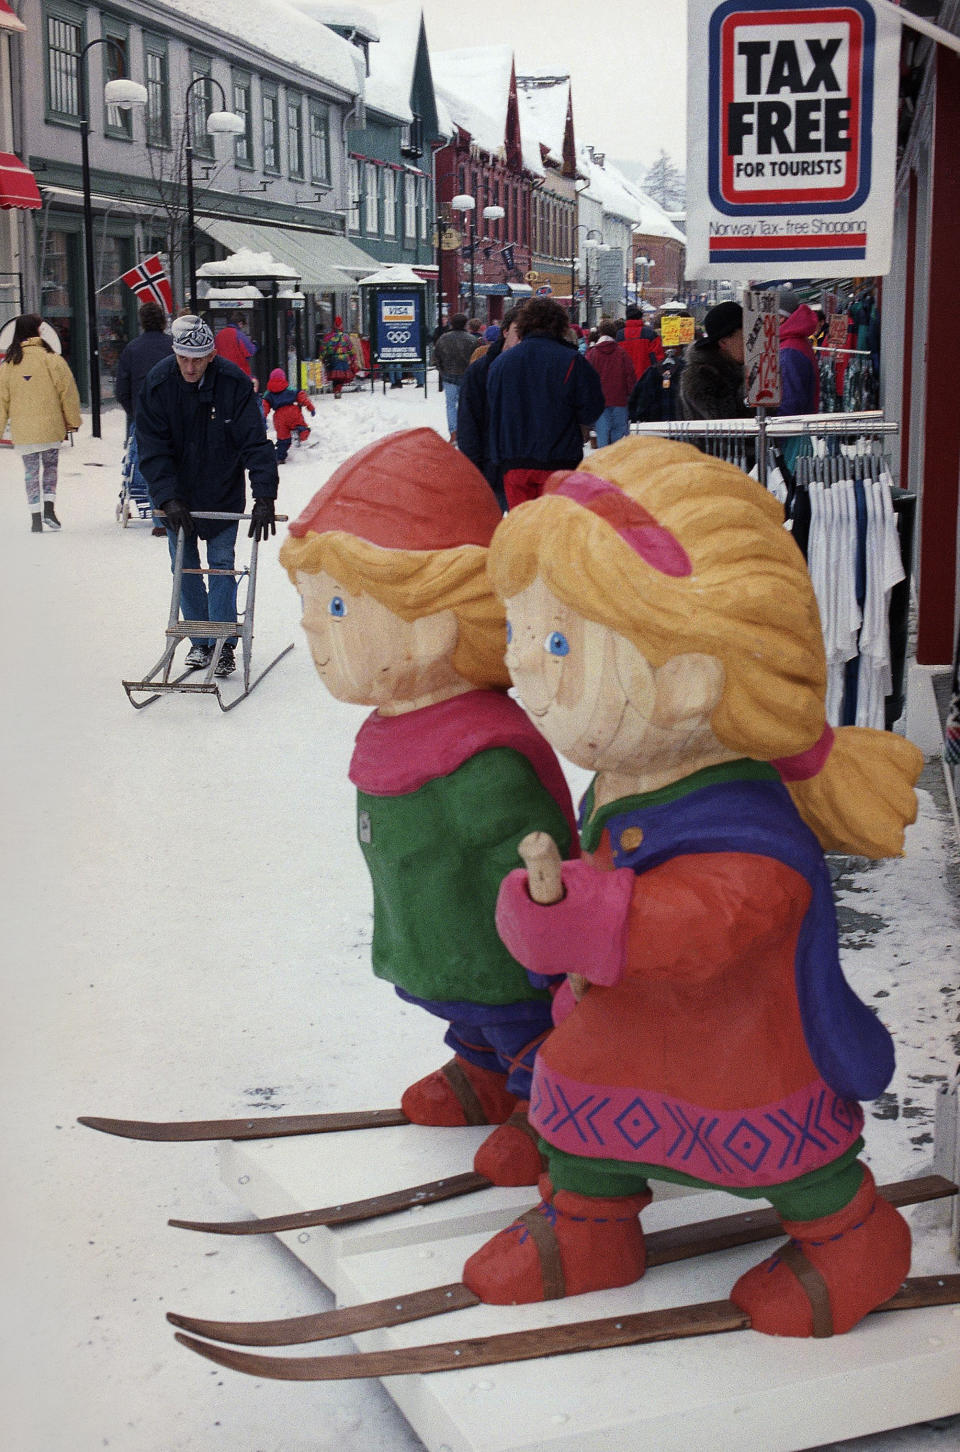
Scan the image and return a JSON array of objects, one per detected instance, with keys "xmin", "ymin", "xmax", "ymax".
[{"xmin": 279, "ymin": 428, "xmax": 577, "ymax": 1185}]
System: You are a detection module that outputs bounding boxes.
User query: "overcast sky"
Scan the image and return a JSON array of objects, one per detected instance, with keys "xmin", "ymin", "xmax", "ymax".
[{"xmin": 408, "ymin": 0, "xmax": 689, "ymax": 173}]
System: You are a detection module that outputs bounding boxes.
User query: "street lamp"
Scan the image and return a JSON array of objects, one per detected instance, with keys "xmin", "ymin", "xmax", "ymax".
[
  {"xmin": 78, "ymin": 39, "xmax": 147, "ymax": 437},
  {"xmin": 634, "ymin": 254, "xmax": 655, "ymax": 303},
  {"xmin": 450, "ymin": 195, "xmax": 504, "ymax": 319},
  {"xmin": 570, "ymin": 224, "xmax": 603, "ymax": 326},
  {"xmin": 183, "ymin": 77, "xmax": 245, "ymax": 313},
  {"xmin": 583, "ymin": 230, "xmax": 604, "ymax": 328}
]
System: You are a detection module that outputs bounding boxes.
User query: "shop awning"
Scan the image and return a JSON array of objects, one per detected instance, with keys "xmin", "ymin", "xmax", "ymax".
[
  {"xmin": 508, "ymin": 283, "xmax": 533, "ymax": 296},
  {"xmin": 0, "ymin": 153, "xmax": 41, "ymax": 210},
  {"xmin": 198, "ymin": 218, "xmax": 380, "ymax": 291},
  {"xmin": 0, "ymin": 2, "xmax": 26, "ymax": 33}
]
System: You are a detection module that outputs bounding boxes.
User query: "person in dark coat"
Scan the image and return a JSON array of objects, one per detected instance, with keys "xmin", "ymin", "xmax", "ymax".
[
  {"xmin": 487, "ymin": 298, "xmax": 605, "ymax": 509},
  {"xmin": 434, "ymin": 314, "xmax": 478, "ymax": 442},
  {"xmin": 136, "ymin": 315, "xmax": 279, "ymax": 677},
  {"xmin": 115, "ymin": 301, "xmax": 173, "ymax": 534},
  {"xmin": 456, "ymin": 306, "xmax": 523, "ymax": 511},
  {"xmin": 679, "ymin": 301, "xmax": 751, "ymax": 420}
]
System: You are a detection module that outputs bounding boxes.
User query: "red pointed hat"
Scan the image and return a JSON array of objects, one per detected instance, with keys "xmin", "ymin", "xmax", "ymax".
[{"xmin": 287, "ymin": 428, "xmax": 503, "ymax": 549}]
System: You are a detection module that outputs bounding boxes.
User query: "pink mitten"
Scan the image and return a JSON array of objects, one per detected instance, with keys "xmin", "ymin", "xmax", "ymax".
[
  {"xmin": 496, "ymin": 860, "xmax": 633, "ymax": 985},
  {"xmin": 550, "ymin": 978, "xmax": 578, "ymax": 1025}
]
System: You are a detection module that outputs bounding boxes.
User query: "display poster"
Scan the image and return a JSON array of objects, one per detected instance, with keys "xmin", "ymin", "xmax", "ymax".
[
  {"xmin": 686, "ymin": 0, "xmax": 900, "ymax": 279},
  {"xmin": 660, "ymin": 314, "xmax": 696, "ymax": 347},
  {"xmin": 827, "ymin": 311, "xmax": 850, "ymax": 346},
  {"xmin": 375, "ymin": 292, "xmax": 423, "ymax": 363},
  {"xmin": 743, "ymin": 288, "xmax": 782, "ymax": 405}
]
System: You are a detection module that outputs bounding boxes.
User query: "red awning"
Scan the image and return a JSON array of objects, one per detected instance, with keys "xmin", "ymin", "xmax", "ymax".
[
  {"xmin": 0, "ymin": 153, "xmax": 42, "ymax": 210},
  {"xmin": 0, "ymin": 2, "xmax": 26, "ymax": 32}
]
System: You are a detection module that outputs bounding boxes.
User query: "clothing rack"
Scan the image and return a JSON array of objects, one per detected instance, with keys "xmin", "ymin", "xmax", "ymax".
[
  {"xmin": 626, "ymin": 411, "xmax": 911, "ymax": 729},
  {"xmin": 814, "ymin": 345, "xmax": 872, "ymax": 357}
]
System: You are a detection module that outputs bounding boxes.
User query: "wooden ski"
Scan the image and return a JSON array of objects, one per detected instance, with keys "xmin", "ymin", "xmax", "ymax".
[
  {"xmin": 165, "ymin": 1174, "xmax": 956, "ymax": 1347},
  {"xmin": 168, "ymin": 1170, "xmax": 492, "ymax": 1234},
  {"xmin": 77, "ymin": 1108, "xmax": 409, "ymax": 1142},
  {"xmin": 172, "ymin": 1275, "xmax": 960, "ymax": 1381}
]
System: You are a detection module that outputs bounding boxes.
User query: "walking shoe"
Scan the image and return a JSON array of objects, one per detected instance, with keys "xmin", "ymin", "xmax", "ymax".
[
  {"xmin": 214, "ymin": 643, "xmax": 236, "ymax": 678},
  {"xmin": 151, "ymin": 525, "xmax": 166, "ymax": 537},
  {"xmin": 185, "ymin": 643, "xmax": 213, "ymax": 669},
  {"xmin": 31, "ymin": 513, "xmax": 42, "ymax": 533},
  {"xmin": 42, "ymin": 503, "xmax": 61, "ymax": 529}
]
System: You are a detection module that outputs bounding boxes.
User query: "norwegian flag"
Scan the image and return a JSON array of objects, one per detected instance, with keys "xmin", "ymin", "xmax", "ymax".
[{"xmin": 119, "ymin": 253, "xmax": 174, "ymax": 314}]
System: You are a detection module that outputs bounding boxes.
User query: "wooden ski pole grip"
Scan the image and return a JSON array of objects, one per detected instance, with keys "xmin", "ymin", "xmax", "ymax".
[
  {"xmin": 518, "ymin": 832, "xmax": 563, "ymax": 904},
  {"xmin": 517, "ymin": 832, "xmax": 588, "ymax": 1003}
]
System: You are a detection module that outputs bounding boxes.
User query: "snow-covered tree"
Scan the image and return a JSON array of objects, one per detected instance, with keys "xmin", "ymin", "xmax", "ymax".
[{"xmin": 643, "ymin": 150, "xmax": 686, "ymax": 211}]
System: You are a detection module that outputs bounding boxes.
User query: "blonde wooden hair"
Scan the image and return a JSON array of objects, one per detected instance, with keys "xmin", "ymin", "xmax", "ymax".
[
  {"xmin": 279, "ymin": 529, "xmax": 510, "ymax": 689},
  {"xmin": 487, "ymin": 436, "xmax": 921, "ymax": 856}
]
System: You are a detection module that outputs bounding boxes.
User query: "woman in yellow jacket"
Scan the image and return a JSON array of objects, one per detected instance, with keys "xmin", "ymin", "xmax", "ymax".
[{"xmin": 0, "ymin": 314, "xmax": 81, "ymax": 531}]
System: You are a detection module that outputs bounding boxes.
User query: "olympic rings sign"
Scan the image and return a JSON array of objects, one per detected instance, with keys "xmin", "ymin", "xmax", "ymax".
[{"xmin": 386, "ymin": 329, "xmax": 411, "ymax": 343}]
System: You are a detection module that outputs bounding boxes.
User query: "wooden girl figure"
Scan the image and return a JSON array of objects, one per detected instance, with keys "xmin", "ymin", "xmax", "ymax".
[
  {"xmin": 464, "ymin": 435, "xmax": 923, "ymax": 1338},
  {"xmin": 278, "ymin": 428, "xmax": 577, "ymax": 1186}
]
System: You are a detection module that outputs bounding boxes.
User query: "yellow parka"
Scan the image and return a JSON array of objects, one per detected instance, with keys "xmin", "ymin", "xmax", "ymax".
[{"xmin": 0, "ymin": 337, "xmax": 82, "ymax": 446}]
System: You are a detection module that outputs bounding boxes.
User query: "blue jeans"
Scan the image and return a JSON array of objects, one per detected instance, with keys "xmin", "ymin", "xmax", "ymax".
[
  {"xmin": 595, "ymin": 406, "xmax": 630, "ymax": 447},
  {"xmin": 443, "ymin": 379, "xmax": 461, "ymax": 435},
  {"xmin": 166, "ymin": 521, "xmax": 239, "ymax": 648}
]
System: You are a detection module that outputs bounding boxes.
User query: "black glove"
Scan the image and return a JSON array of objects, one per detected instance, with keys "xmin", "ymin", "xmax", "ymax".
[
  {"xmin": 248, "ymin": 497, "xmax": 276, "ymax": 541},
  {"xmin": 163, "ymin": 498, "xmax": 195, "ymax": 537}
]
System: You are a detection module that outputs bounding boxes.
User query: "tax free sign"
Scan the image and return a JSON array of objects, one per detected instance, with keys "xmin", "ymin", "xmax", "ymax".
[{"xmin": 686, "ymin": 0, "xmax": 900, "ymax": 278}]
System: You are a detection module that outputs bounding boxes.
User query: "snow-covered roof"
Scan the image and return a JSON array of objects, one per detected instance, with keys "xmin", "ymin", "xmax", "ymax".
[
  {"xmin": 362, "ymin": 0, "xmax": 424, "ymax": 123},
  {"xmin": 516, "ymin": 74, "xmax": 570, "ymax": 170},
  {"xmin": 431, "ymin": 45, "xmax": 514, "ymax": 158},
  {"xmin": 159, "ymin": 0, "xmax": 364, "ymax": 97},
  {"xmin": 197, "ymin": 248, "xmax": 299, "ymax": 279},
  {"xmin": 578, "ymin": 145, "xmax": 685, "ymax": 242},
  {"xmin": 294, "ymin": 1, "xmax": 381, "ymax": 40},
  {"xmin": 356, "ymin": 263, "xmax": 428, "ymax": 285}
]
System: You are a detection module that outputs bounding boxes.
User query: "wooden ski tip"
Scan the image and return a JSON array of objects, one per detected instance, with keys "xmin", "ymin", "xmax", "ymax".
[
  {"xmin": 174, "ymin": 1333, "xmax": 368, "ymax": 1382},
  {"xmin": 77, "ymin": 1116, "xmax": 163, "ymax": 1140}
]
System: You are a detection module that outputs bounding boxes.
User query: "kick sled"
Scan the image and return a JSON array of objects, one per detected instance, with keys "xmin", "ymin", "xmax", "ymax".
[{"xmin": 122, "ymin": 509, "xmax": 293, "ymax": 712}]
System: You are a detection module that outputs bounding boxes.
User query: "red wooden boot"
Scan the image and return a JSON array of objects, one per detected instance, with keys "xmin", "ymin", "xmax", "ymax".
[
  {"xmin": 472, "ymin": 1101, "xmax": 546, "ymax": 1186},
  {"xmin": 463, "ymin": 1174, "xmax": 651, "ymax": 1304},
  {"xmin": 731, "ymin": 1164, "xmax": 912, "ymax": 1337},
  {"xmin": 401, "ymin": 1056, "xmax": 518, "ymax": 1127}
]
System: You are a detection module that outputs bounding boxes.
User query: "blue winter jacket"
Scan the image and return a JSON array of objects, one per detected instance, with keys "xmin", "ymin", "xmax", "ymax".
[
  {"xmin": 487, "ymin": 335, "xmax": 605, "ymax": 473},
  {"xmin": 137, "ymin": 354, "xmax": 278, "ymax": 538},
  {"xmin": 115, "ymin": 330, "xmax": 174, "ymax": 419}
]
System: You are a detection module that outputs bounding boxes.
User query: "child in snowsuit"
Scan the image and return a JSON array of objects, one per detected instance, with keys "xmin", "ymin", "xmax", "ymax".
[
  {"xmin": 279, "ymin": 428, "xmax": 578, "ymax": 1186},
  {"xmin": 262, "ymin": 369, "xmax": 316, "ymax": 463},
  {"xmin": 464, "ymin": 435, "xmax": 923, "ymax": 1340},
  {"xmin": 0, "ymin": 313, "xmax": 81, "ymax": 532}
]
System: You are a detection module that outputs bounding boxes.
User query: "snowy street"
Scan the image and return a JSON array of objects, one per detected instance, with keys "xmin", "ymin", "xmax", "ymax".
[{"xmin": 1, "ymin": 382, "xmax": 958, "ymax": 1452}]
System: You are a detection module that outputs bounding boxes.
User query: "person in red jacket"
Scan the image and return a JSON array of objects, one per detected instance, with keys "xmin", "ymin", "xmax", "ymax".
[
  {"xmin": 262, "ymin": 368, "xmax": 316, "ymax": 463},
  {"xmin": 619, "ymin": 304, "xmax": 664, "ymax": 381},
  {"xmin": 213, "ymin": 312, "xmax": 257, "ymax": 380},
  {"xmin": 585, "ymin": 322, "xmax": 637, "ymax": 446}
]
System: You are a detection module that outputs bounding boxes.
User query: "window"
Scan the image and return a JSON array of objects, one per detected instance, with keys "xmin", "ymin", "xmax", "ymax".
[
  {"xmin": 404, "ymin": 173, "xmax": 417, "ymax": 241},
  {"xmin": 348, "ymin": 157, "xmax": 361, "ymax": 232},
  {"xmin": 287, "ymin": 94, "xmax": 304, "ymax": 178},
  {"xmin": 189, "ymin": 52, "xmax": 213, "ymax": 159},
  {"xmin": 400, "ymin": 113, "xmax": 423, "ymax": 158},
  {"xmin": 262, "ymin": 83, "xmax": 280, "ymax": 172},
  {"xmin": 418, "ymin": 175, "xmax": 429, "ymax": 245},
  {"xmin": 364, "ymin": 161, "xmax": 379, "ymax": 233},
  {"xmin": 383, "ymin": 167, "xmax": 396, "ymax": 237},
  {"xmin": 143, "ymin": 33, "xmax": 169, "ymax": 147},
  {"xmin": 232, "ymin": 71, "xmax": 252, "ymax": 166},
  {"xmin": 45, "ymin": 8, "xmax": 83, "ymax": 120},
  {"xmin": 308, "ymin": 101, "xmax": 330, "ymax": 183},
  {"xmin": 103, "ymin": 20, "xmax": 132, "ymax": 138}
]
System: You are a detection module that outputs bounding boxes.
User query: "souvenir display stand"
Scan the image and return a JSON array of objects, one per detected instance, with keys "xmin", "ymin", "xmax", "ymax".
[{"xmin": 214, "ymin": 1132, "xmax": 960, "ymax": 1452}]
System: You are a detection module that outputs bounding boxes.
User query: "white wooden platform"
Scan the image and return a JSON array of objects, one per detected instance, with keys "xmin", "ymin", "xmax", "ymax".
[{"xmin": 218, "ymin": 1131, "xmax": 960, "ymax": 1452}]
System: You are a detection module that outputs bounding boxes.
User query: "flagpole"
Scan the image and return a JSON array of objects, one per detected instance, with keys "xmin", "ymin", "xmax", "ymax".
[{"xmin": 876, "ymin": 0, "xmax": 960, "ymax": 57}]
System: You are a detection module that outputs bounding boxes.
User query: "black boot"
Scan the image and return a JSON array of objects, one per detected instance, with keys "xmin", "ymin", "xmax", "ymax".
[
  {"xmin": 31, "ymin": 512, "xmax": 42, "ymax": 533},
  {"xmin": 43, "ymin": 502, "xmax": 61, "ymax": 530}
]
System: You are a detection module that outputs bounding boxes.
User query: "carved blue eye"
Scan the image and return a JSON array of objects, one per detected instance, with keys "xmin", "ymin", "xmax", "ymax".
[
  {"xmin": 505, "ymin": 620, "xmax": 513, "ymax": 644},
  {"xmin": 544, "ymin": 631, "xmax": 569, "ymax": 657},
  {"xmin": 329, "ymin": 595, "xmax": 347, "ymax": 617}
]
